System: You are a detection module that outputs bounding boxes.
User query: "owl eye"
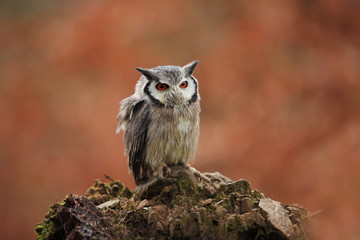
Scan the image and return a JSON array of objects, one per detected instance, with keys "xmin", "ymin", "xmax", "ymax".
[
  {"xmin": 179, "ymin": 81, "xmax": 188, "ymax": 88},
  {"xmin": 155, "ymin": 83, "xmax": 169, "ymax": 91}
]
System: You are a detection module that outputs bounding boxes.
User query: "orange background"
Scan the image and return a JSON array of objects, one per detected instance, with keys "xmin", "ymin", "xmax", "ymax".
[{"xmin": 1, "ymin": 1, "xmax": 359, "ymax": 239}]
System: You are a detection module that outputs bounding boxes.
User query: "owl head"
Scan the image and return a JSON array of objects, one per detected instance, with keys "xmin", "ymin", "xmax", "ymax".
[{"xmin": 135, "ymin": 60, "xmax": 199, "ymax": 108}]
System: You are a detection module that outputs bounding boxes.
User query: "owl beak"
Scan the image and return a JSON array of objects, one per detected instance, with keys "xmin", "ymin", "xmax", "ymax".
[
  {"xmin": 164, "ymin": 89, "xmax": 183, "ymax": 107},
  {"xmin": 173, "ymin": 96, "xmax": 180, "ymax": 105},
  {"xmin": 167, "ymin": 92, "xmax": 182, "ymax": 107}
]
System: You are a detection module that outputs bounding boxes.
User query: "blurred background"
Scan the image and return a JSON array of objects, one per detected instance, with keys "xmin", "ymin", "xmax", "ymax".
[{"xmin": 1, "ymin": 0, "xmax": 359, "ymax": 239}]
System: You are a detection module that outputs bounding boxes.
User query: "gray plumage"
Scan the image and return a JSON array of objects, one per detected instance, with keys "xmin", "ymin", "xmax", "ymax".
[{"xmin": 116, "ymin": 60, "xmax": 201, "ymax": 185}]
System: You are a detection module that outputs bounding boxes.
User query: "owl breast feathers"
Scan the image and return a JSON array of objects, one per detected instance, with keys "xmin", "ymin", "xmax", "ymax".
[{"xmin": 117, "ymin": 60, "xmax": 201, "ymax": 185}]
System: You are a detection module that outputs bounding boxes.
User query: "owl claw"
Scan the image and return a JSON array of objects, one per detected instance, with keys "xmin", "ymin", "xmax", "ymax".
[
  {"xmin": 153, "ymin": 162, "xmax": 171, "ymax": 179},
  {"xmin": 188, "ymin": 166, "xmax": 211, "ymax": 184}
]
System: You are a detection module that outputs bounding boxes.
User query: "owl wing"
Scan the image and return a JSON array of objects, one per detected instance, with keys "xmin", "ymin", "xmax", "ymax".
[
  {"xmin": 118, "ymin": 98, "xmax": 151, "ymax": 184},
  {"xmin": 116, "ymin": 97, "xmax": 143, "ymax": 133}
]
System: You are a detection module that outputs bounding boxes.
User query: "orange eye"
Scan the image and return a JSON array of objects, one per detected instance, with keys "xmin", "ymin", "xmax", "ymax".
[
  {"xmin": 156, "ymin": 83, "xmax": 169, "ymax": 91},
  {"xmin": 179, "ymin": 81, "xmax": 188, "ymax": 88}
]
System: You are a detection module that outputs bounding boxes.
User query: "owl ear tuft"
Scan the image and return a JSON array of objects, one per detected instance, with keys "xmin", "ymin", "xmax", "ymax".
[
  {"xmin": 135, "ymin": 67, "xmax": 158, "ymax": 80},
  {"xmin": 183, "ymin": 60, "xmax": 199, "ymax": 77}
]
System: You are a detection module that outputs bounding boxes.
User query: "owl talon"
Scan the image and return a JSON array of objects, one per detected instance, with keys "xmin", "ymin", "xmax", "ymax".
[
  {"xmin": 153, "ymin": 162, "xmax": 171, "ymax": 179},
  {"xmin": 188, "ymin": 166, "xmax": 211, "ymax": 183}
]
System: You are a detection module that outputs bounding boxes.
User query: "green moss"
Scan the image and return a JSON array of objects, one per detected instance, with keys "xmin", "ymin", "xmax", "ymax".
[
  {"xmin": 166, "ymin": 172, "xmax": 201, "ymax": 207},
  {"xmin": 35, "ymin": 221, "xmax": 55, "ymax": 240},
  {"xmin": 86, "ymin": 179, "xmax": 125, "ymax": 198},
  {"xmin": 110, "ymin": 181, "xmax": 125, "ymax": 196},
  {"xmin": 121, "ymin": 187, "xmax": 134, "ymax": 199},
  {"xmin": 85, "ymin": 179, "xmax": 131, "ymax": 205},
  {"xmin": 176, "ymin": 174, "xmax": 196, "ymax": 194},
  {"xmin": 250, "ymin": 189, "xmax": 264, "ymax": 200},
  {"xmin": 225, "ymin": 215, "xmax": 248, "ymax": 233},
  {"xmin": 204, "ymin": 204, "xmax": 216, "ymax": 214},
  {"xmin": 35, "ymin": 202, "xmax": 63, "ymax": 239}
]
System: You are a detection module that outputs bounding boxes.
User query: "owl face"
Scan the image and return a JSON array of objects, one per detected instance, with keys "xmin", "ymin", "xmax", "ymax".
[
  {"xmin": 136, "ymin": 60, "xmax": 199, "ymax": 108},
  {"xmin": 145, "ymin": 73, "xmax": 197, "ymax": 107}
]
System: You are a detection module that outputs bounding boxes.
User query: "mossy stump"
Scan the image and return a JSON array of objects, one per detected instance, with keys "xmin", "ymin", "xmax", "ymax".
[{"xmin": 36, "ymin": 166, "xmax": 310, "ymax": 240}]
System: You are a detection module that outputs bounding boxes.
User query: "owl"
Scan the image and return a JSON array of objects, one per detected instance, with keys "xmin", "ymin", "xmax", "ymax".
[{"xmin": 116, "ymin": 60, "xmax": 201, "ymax": 185}]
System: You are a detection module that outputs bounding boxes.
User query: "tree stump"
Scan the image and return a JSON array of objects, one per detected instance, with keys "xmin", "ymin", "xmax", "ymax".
[{"xmin": 36, "ymin": 166, "xmax": 310, "ymax": 239}]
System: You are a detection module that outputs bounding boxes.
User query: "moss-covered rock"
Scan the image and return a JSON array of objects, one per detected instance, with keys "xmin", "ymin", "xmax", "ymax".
[{"xmin": 36, "ymin": 166, "xmax": 310, "ymax": 240}]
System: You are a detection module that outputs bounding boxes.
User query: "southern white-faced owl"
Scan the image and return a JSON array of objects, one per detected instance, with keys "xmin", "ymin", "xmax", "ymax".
[{"xmin": 116, "ymin": 60, "xmax": 200, "ymax": 185}]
